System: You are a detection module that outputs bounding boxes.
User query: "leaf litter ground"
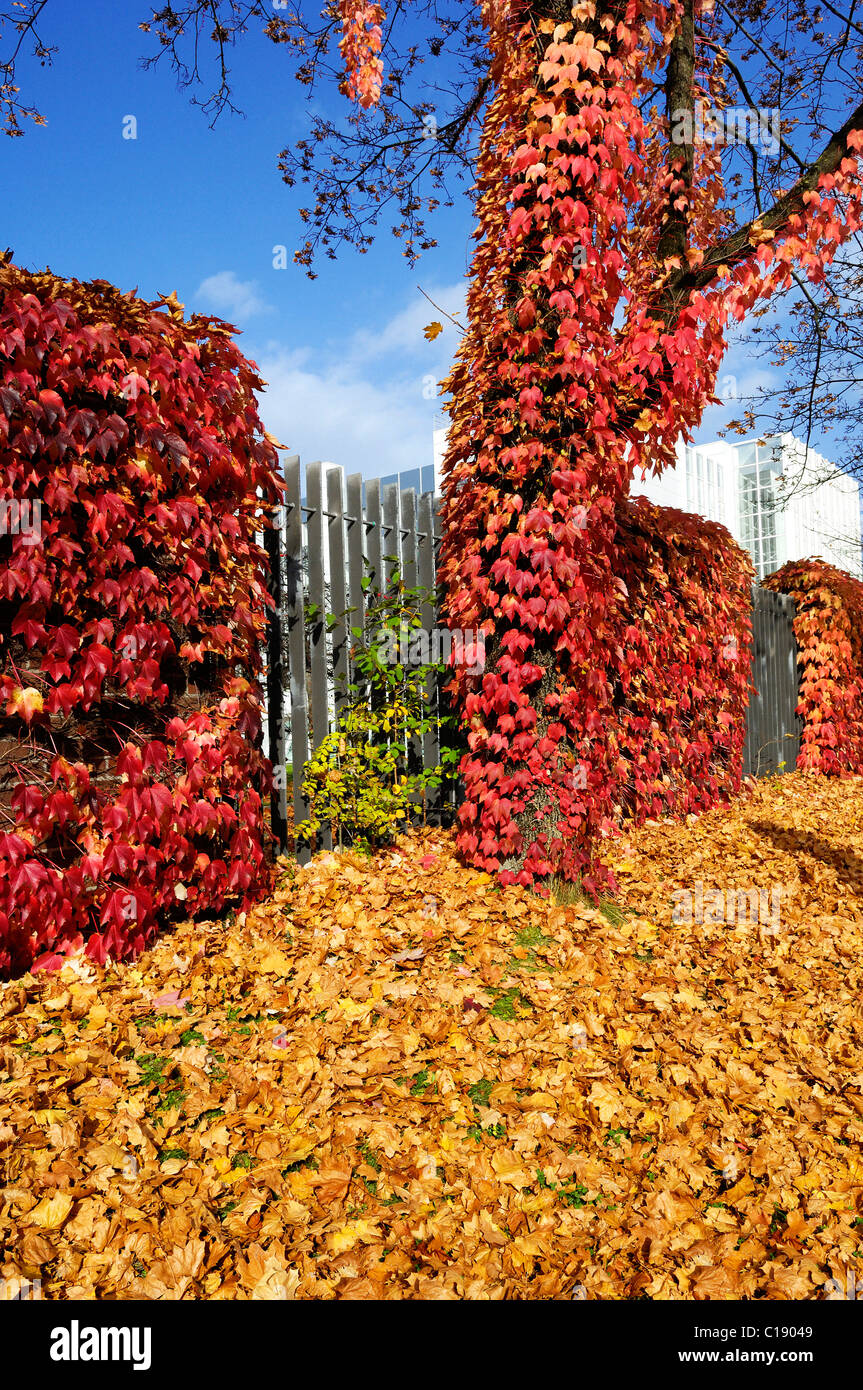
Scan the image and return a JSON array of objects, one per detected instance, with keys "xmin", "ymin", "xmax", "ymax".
[{"xmin": 1, "ymin": 771, "xmax": 861, "ymax": 1299}]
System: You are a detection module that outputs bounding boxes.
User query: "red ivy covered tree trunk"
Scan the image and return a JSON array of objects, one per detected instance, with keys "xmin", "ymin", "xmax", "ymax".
[
  {"xmin": 433, "ymin": 0, "xmax": 863, "ymax": 890},
  {"xmin": 0, "ymin": 260, "xmax": 282, "ymax": 977}
]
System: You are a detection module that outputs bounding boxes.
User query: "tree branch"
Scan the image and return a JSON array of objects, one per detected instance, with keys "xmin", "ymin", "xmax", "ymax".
[{"xmin": 655, "ymin": 94, "xmax": 863, "ymax": 323}]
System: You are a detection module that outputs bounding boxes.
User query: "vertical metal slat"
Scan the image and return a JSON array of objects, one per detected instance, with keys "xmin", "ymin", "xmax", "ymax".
[
  {"xmin": 366, "ymin": 478, "xmax": 383, "ymax": 600},
  {"xmin": 284, "ymin": 455, "xmax": 310, "ymax": 863},
  {"xmin": 305, "ymin": 460, "xmax": 332, "ymax": 852},
  {"xmin": 346, "ymin": 472, "xmax": 366, "ymax": 672},
  {"xmin": 327, "ymin": 466, "xmax": 349, "ymax": 721},
  {"xmin": 382, "ymin": 482, "xmax": 400, "ymax": 592},
  {"xmin": 264, "ymin": 481, "xmax": 288, "ymax": 853}
]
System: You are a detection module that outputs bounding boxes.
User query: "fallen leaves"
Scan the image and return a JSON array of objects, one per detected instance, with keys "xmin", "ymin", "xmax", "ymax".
[{"xmin": 1, "ymin": 773, "xmax": 862, "ymax": 1298}]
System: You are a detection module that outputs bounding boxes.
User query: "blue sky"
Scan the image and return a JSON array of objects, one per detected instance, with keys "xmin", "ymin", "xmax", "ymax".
[{"xmin": 1, "ymin": 0, "xmax": 801, "ymax": 479}]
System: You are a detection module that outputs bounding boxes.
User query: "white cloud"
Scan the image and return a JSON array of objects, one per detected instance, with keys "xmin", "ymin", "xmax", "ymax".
[
  {"xmin": 251, "ymin": 281, "xmax": 466, "ymax": 477},
  {"xmin": 194, "ymin": 270, "xmax": 274, "ymax": 322},
  {"xmin": 255, "ymin": 347, "xmax": 439, "ymax": 479}
]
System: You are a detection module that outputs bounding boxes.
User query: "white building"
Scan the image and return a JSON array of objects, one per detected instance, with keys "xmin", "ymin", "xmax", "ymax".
[
  {"xmin": 432, "ymin": 425, "xmax": 862, "ymax": 581},
  {"xmin": 631, "ymin": 433, "xmax": 862, "ymax": 580}
]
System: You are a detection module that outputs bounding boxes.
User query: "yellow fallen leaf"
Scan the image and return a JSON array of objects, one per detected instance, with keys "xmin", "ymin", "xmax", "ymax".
[
  {"xmin": 328, "ymin": 1219, "xmax": 378, "ymax": 1253},
  {"xmin": 478, "ymin": 1209, "xmax": 508, "ymax": 1245},
  {"xmin": 288, "ymin": 1170, "xmax": 316, "ymax": 1200},
  {"xmin": 28, "ymin": 1192, "xmax": 73, "ymax": 1229},
  {"xmin": 260, "ymin": 950, "xmax": 292, "ymax": 976},
  {"xmin": 793, "ymin": 1171, "xmax": 822, "ymax": 1193},
  {"xmin": 337, "ymin": 997, "xmax": 369, "ymax": 1020},
  {"xmin": 667, "ymin": 1098, "xmax": 695, "ymax": 1128},
  {"xmin": 491, "ymin": 1150, "xmax": 532, "ymax": 1186},
  {"xmin": 641, "ymin": 990, "xmax": 672, "ymax": 1010},
  {"xmin": 251, "ymin": 1260, "xmax": 299, "ymax": 1300},
  {"xmin": 520, "ymin": 1091, "xmax": 558, "ymax": 1111},
  {"xmin": 588, "ymin": 1081, "xmax": 621, "ymax": 1123},
  {"xmin": 88, "ymin": 1142, "xmax": 128, "ymax": 1169},
  {"xmin": 283, "ymin": 1134, "xmax": 316, "ymax": 1164},
  {"xmin": 673, "ymin": 989, "xmax": 705, "ymax": 1010},
  {"xmin": 724, "ymin": 1174, "xmax": 755, "ymax": 1204}
]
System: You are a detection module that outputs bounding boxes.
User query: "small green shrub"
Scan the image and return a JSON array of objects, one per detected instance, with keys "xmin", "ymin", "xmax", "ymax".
[
  {"xmin": 297, "ymin": 573, "xmax": 462, "ymax": 851},
  {"xmin": 299, "ymin": 701, "xmax": 423, "ymax": 848}
]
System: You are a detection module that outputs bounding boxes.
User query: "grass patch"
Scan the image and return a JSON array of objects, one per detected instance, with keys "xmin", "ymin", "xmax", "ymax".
[
  {"xmin": 488, "ymin": 986, "xmax": 532, "ymax": 1020},
  {"xmin": 467, "ymin": 1078, "xmax": 495, "ymax": 1109},
  {"xmin": 409, "ymin": 1067, "xmax": 434, "ymax": 1096},
  {"xmin": 538, "ymin": 876, "xmax": 630, "ymax": 926},
  {"xmin": 154, "ymin": 1087, "xmax": 187, "ymax": 1113}
]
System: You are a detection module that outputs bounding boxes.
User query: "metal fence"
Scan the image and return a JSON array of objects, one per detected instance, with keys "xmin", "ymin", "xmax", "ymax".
[
  {"xmin": 265, "ymin": 455, "xmax": 443, "ymax": 860},
  {"xmin": 264, "ymin": 460, "xmax": 803, "ymax": 856},
  {"xmin": 742, "ymin": 583, "xmax": 802, "ymax": 778}
]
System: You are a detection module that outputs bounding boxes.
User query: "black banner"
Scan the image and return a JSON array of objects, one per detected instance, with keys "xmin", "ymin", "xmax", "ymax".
[{"xmin": 1, "ymin": 1294, "xmax": 857, "ymax": 1379}]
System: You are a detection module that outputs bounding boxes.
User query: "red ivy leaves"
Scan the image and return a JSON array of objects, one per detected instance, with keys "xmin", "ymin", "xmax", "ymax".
[
  {"xmin": 613, "ymin": 499, "xmax": 753, "ymax": 822},
  {"xmin": 0, "ymin": 263, "xmax": 282, "ymax": 978},
  {"xmin": 764, "ymin": 559, "xmax": 863, "ymax": 775},
  {"xmin": 338, "ymin": 0, "xmax": 385, "ymax": 108}
]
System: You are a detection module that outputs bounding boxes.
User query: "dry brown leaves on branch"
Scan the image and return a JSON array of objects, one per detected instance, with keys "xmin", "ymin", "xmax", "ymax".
[{"xmin": 1, "ymin": 772, "xmax": 862, "ymax": 1299}]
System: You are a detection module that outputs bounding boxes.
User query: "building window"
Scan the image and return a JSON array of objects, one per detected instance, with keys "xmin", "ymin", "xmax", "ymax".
[
  {"xmin": 685, "ymin": 448, "xmax": 723, "ymax": 523},
  {"xmin": 736, "ymin": 445, "xmax": 781, "ymax": 578}
]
